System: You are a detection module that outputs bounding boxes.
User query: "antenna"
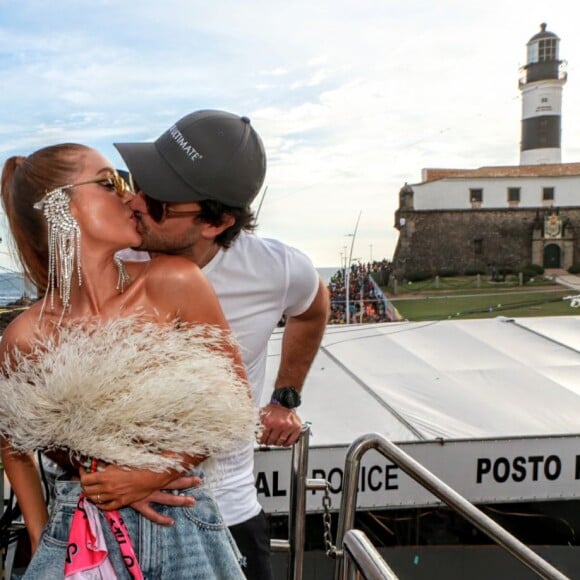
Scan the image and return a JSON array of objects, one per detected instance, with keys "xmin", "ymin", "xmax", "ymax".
[{"xmin": 254, "ymin": 185, "xmax": 268, "ymax": 222}]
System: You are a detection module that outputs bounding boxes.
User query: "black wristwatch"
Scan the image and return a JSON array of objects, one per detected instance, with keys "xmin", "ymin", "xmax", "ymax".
[{"xmin": 270, "ymin": 386, "xmax": 302, "ymax": 409}]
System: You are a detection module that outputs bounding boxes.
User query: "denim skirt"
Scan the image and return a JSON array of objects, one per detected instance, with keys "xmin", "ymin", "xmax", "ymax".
[{"xmin": 24, "ymin": 478, "xmax": 245, "ymax": 579}]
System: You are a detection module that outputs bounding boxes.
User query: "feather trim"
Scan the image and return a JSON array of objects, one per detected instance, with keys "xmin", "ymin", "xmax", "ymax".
[{"xmin": 0, "ymin": 317, "xmax": 258, "ymax": 472}]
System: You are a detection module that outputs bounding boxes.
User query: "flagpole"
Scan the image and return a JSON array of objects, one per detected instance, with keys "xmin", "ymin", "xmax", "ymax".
[{"xmin": 345, "ymin": 210, "xmax": 362, "ymax": 325}]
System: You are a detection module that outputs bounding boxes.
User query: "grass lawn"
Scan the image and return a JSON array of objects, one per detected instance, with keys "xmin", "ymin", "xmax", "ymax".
[
  {"xmin": 388, "ymin": 275, "xmax": 554, "ymax": 294},
  {"xmin": 382, "ymin": 276, "xmax": 579, "ymax": 321}
]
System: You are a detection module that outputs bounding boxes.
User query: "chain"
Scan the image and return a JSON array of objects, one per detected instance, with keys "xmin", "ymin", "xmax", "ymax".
[{"xmin": 321, "ymin": 482, "xmax": 338, "ymax": 558}]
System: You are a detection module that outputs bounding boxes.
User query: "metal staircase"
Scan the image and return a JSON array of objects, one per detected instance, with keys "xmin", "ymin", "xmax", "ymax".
[{"xmin": 273, "ymin": 428, "xmax": 571, "ymax": 580}]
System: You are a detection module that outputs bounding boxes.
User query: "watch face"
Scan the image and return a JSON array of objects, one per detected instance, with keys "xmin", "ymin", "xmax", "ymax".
[{"xmin": 274, "ymin": 387, "xmax": 301, "ymax": 408}]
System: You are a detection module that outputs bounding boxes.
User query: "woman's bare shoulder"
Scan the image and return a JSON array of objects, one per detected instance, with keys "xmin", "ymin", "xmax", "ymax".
[
  {"xmin": 0, "ymin": 305, "xmax": 44, "ymax": 357},
  {"xmin": 142, "ymin": 256, "xmax": 224, "ymax": 324},
  {"xmin": 144, "ymin": 255, "xmax": 207, "ymax": 288}
]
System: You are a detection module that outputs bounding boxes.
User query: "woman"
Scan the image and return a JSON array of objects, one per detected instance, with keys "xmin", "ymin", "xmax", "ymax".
[{"xmin": 0, "ymin": 143, "xmax": 254, "ymax": 578}]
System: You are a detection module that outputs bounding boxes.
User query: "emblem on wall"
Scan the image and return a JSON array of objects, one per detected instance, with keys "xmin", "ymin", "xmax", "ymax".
[{"xmin": 544, "ymin": 214, "xmax": 562, "ymax": 238}]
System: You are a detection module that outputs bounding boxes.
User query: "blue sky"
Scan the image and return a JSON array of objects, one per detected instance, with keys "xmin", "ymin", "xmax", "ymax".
[{"xmin": 1, "ymin": 0, "xmax": 580, "ymax": 269}]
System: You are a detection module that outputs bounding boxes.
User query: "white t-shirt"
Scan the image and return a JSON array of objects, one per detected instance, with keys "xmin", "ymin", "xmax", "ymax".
[
  {"xmin": 120, "ymin": 233, "xmax": 319, "ymax": 525},
  {"xmin": 202, "ymin": 231, "xmax": 319, "ymax": 525}
]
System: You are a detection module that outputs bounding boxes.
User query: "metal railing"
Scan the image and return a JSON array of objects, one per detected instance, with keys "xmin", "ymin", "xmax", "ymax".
[
  {"xmin": 343, "ymin": 529, "xmax": 399, "ymax": 580},
  {"xmin": 270, "ymin": 425, "xmax": 327, "ymax": 580},
  {"xmin": 334, "ymin": 433, "xmax": 570, "ymax": 580}
]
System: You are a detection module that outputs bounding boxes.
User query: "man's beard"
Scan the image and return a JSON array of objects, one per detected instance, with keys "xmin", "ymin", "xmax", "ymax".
[{"xmin": 132, "ymin": 218, "xmax": 192, "ymax": 255}]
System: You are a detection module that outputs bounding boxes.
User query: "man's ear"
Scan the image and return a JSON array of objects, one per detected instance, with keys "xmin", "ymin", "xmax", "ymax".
[{"xmin": 199, "ymin": 214, "xmax": 235, "ymax": 240}]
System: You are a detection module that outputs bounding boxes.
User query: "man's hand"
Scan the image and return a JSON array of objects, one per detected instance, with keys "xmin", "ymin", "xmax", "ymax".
[
  {"xmin": 129, "ymin": 483, "xmax": 201, "ymax": 526},
  {"xmin": 80, "ymin": 464, "xmax": 200, "ymax": 512},
  {"xmin": 259, "ymin": 403, "xmax": 302, "ymax": 446}
]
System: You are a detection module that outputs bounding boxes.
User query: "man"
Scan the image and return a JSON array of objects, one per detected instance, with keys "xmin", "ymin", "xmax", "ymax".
[{"xmin": 83, "ymin": 110, "xmax": 329, "ymax": 580}]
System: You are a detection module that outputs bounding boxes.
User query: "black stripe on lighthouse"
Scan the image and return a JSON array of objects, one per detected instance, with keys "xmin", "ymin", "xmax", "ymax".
[{"xmin": 520, "ymin": 116, "xmax": 561, "ymax": 151}]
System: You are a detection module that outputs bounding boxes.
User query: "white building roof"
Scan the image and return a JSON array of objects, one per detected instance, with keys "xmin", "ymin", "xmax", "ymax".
[
  {"xmin": 257, "ymin": 316, "xmax": 580, "ymax": 511},
  {"xmin": 411, "ymin": 174, "xmax": 580, "ymax": 210},
  {"xmin": 421, "ymin": 164, "xmax": 580, "ymax": 182},
  {"xmin": 407, "ymin": 163, "xmax": 580, "ymax": 210},
  {"xmin": 262, "ymin": 316, "xmax": 580, "ymax": 446}
]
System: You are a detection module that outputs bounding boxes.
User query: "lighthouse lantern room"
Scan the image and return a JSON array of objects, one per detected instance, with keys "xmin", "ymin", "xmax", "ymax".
[{"xmin": 519, "ymin": 23, "xmax": 567, "ymax": 165}]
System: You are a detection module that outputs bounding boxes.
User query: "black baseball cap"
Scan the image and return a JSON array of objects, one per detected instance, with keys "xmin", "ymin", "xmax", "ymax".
[{"xmin": 114, "ymin": 109, "xmax": 266, "ymax": 208}]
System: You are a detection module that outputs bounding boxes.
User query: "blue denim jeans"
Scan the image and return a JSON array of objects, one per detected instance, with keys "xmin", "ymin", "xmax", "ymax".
[{"xmin": 24, "ymin": 477, "xmax": 245, "ymax": 579}]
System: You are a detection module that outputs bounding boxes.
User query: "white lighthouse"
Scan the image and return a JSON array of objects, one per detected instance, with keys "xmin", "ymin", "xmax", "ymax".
[{"xmin": 519, "ymin": 23, "xmax": 567, "ymax": 165}]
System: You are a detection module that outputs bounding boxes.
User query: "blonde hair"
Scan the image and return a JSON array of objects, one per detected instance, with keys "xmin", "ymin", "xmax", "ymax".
[{"xmin": 1, "ymin": 144, "xmax": 90, "ymax": 293}]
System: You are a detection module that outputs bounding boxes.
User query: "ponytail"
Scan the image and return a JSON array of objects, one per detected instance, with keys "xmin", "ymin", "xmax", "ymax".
[{"xmin": 1, "ymin": 144, "xmax": 90, "ymax": 293}]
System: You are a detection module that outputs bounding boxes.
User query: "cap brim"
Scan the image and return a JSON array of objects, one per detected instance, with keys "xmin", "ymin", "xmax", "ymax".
[{"xmin": 114, "ymin": 142, "xmax": 206, "ymax": 203}]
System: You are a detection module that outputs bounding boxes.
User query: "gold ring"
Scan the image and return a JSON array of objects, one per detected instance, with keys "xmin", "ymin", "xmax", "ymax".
[{"xmin": 97, "ymin": 492, "xmax": 101, "ymax": 504}]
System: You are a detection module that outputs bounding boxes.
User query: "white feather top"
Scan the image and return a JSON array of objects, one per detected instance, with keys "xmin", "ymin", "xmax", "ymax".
[{"xmin": 0, "ymin": 317, "xmax": 258, "ymax": 472}]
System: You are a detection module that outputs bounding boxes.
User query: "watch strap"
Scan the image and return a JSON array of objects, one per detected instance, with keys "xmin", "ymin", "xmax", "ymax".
[{"xmin": 270, "ymin": 386, "xmax": 302, "ymax": 409}]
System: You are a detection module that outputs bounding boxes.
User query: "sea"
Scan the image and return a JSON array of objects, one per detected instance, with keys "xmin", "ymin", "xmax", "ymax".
[
  {"xmin": 0, "ymin": 268, "xmax": 339, "ymax": 307},
  {"xmin": 316, "ymin": 267, "xmax": 340, "ymax": 285},
  {"xmin": 0, "ymin": 271, "xmax": 36, "ymax": 306}
]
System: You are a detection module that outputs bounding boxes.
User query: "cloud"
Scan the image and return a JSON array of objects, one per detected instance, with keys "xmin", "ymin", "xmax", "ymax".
[
  {"xmin": 259, "ymin": 67, "xmax": 289, "ymax": 77},
  {"xmin": 1, "ymin": 0, "xmax": 580, "ymax": 269}
]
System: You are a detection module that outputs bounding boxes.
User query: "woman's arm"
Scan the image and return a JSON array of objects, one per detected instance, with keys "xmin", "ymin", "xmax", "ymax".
[
  {"xmin": 1, "ymin": 440, "xmax": 48, "ymax": 553},
  {"xmin": 0, "ymin": 316, "xmax": 49, "ymax": 552}
]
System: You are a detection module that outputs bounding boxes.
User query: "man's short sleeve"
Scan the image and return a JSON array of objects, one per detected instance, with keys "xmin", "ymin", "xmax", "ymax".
[{"xmin": 283, "ymin": 245, "xmax": 320, "ymax": 318}]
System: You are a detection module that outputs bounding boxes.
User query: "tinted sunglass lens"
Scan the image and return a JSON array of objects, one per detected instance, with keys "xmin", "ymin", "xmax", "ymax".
[
  {"xmin": 144, "ymin": 195, "xmax": 165, "ymax": 222},
  {"xmin": 114, "ymin": 175, "xmax": 131, "ymax": 196},
  {"xmin": 115, "ymin": 170, "xmax": 134, "ymax": 196},
  {"xmin": 128, "ymin": 173, "xmax": 137, "ymax": 194}
]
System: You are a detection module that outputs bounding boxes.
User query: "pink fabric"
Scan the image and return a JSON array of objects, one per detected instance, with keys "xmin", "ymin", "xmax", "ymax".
[
  {"xmin": 103, "ymin": 508, "xmax": 143, "ymax": 580},
  {"xmin": 64, "ymin": 496, "xmax": 116, "ymax": 579},
  {"xmin": 64, "ymin": 495, "xmax": 143, "ymax": 580}
]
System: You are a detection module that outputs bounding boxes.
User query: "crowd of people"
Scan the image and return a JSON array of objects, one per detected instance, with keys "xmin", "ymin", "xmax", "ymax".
[{"xmin": 327, "ymin": 259, "xmax": 398, "ymax": 324}]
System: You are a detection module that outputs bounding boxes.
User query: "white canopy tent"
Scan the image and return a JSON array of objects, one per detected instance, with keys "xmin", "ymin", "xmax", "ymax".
[{"xmin": 256, "ymin": 316, "xmax": 580, "ymax": 512}]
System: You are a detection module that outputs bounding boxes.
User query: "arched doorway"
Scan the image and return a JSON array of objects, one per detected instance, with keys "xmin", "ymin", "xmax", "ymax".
[{"xmin": 543, "ymin": 244, "xmax": 561, "ymax": 268}]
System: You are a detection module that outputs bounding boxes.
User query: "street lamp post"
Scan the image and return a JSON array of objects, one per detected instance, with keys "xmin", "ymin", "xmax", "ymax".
[{"xmin": 345, "ymin": 211, "xmax": 362, "ymax": 325}]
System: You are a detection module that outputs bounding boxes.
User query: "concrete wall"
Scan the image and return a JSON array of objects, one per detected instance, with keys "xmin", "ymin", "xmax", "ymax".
[{"xmin": 392, "ymin": 207, "xmax": 580, "ymax": 277}]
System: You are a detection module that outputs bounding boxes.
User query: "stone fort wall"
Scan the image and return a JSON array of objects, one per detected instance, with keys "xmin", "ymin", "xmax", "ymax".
[{"xmin": 392, "ymin": 207, "xmax": 580, "ymax": 278}]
